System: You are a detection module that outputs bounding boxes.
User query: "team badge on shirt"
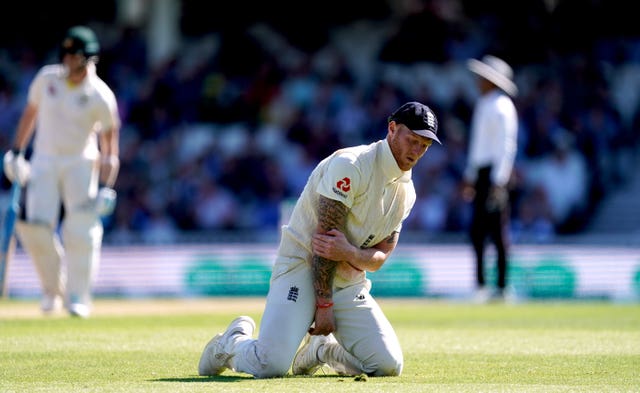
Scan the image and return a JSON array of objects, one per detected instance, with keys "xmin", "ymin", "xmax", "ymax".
[
  {"xmin": 78, "ymin": 94, "xmax": 89, "ymax": 106},
  {"xmin": 287, "ymin": 286, "xmax": 299, "ymax": 302}
]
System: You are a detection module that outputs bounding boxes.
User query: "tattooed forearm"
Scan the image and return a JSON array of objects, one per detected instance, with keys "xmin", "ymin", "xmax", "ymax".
[
  {"xmin": 312, "ymin": 196, "xmax": 349, "ymax": 300},
  {"xmin": 317, "ymin": 196, "xmax": 348, "ymax": 232},
  {"xmin": 312, "ymin": 255, "xmax": 337, "ymax": 300}
]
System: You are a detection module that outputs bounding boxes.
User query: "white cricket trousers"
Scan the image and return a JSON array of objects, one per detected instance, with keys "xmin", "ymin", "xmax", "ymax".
[{"xmin": 229, "ymin": 256, "xmax": 404, "ymax": 378}]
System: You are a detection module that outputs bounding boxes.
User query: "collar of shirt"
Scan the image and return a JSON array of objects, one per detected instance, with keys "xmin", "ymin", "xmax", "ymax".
[{"xmin": 379, "ymin": 139, "xmax": 410, "ymax": 185}]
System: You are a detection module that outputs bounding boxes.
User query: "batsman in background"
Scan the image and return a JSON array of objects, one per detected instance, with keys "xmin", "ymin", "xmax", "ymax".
[
  {"xmin": 3, "ymin": 25, "xmax": 120, "ymax": 318},
  {"xmin": 198, "ymin": 102, "xmax": 442, "ymax": 378}
]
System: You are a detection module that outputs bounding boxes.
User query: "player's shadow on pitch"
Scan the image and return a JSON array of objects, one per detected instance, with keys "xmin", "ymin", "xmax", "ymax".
[
  {"xmin": 152, "ymin": 375, "xmax": 255, "ymax": 383},
  {"xmin": 153, "ymin": 374, "xmax": 343, "ymax": 383}
]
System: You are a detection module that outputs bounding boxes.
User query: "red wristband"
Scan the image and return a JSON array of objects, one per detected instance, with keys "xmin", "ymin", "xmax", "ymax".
[{"xmin": 316, "ymin": 301, "xmax": 334, "ymax": 309}]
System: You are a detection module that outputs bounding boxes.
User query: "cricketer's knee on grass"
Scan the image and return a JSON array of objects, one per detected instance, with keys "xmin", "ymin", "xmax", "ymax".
[
  {"xmin": 231, "ymin": 338, "xmax": 293, "ymax": 378},
  {"xmin": 228, "ymin": 261, "xmax": 316, "ymax": 378}
]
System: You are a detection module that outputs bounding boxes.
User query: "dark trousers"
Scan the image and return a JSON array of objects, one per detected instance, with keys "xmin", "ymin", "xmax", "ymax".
[{"xmin": 469, "ymin": 166, "xmax": 509, "ymax": 290}]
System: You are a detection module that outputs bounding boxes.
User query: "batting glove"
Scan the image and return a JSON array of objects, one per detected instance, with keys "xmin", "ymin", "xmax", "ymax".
[
  {"xmin": 96, "ymin": 187, "xmax": 117, "ymax": 217},
  {"xmin": 3, "ymin": 150, "xmax": 31, "ymax": 186}
]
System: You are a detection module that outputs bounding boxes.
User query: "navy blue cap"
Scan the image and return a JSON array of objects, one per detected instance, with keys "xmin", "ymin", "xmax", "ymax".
[{"xmin": 388, "ymin": 101, "xmax": 441, "ymax": 144}]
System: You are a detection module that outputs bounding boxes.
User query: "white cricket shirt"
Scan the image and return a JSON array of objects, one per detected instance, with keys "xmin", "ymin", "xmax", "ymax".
[
  {"xmin": 28, "ymin": 64, "xmax": 120, "ymax": 158},
  {"xmin": 464, "ymin": 90, "xmax": 518, "ymax": 186},
  {"xmin": 279, "ymin": 139, "xmax": 416, "ymax": 283}
]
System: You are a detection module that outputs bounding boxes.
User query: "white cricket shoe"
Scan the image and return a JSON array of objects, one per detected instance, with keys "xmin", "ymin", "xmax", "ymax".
[
  {"xmin": 68, "ymin": 303, "xmax": 91, "ymax": 318},
  {"xmin": 40, "ymin": 294, "xmax": 62, "ymax": 314},
  {"xmin": 198, "ymin": 316, "xmax": 256, "ymax": 376},
  {"xmin": 292, "ymin": 333, "xmax": 335, "ymax": 375}
]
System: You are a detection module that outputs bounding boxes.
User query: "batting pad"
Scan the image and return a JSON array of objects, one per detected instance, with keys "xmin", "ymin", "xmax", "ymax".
[
  {"xmin": 62, "ymin": 211, "xmax": 103, "ymax": 306},
  {"xmin": 15, "ymin": 220, "xmax": 65, "ymax": 297}
]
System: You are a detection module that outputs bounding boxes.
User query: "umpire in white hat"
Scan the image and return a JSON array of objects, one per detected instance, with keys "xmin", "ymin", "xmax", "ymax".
[{"xmin": 462, "ymin": 55, "xmax": 518, "ymax": 303}]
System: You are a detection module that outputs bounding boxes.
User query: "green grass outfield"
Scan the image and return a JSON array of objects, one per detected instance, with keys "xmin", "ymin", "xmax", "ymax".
[{"xmin": 1, "ymin": 297, "xmax": 639, "ymax": 392}]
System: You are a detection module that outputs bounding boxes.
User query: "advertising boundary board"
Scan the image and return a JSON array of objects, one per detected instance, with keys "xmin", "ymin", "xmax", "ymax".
[{"xmin": 4, "ymin": 243, "xmax": 640, "ymax": 302}]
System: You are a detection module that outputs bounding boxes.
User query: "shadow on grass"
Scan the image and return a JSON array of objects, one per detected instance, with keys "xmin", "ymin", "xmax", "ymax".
[
  {"xmin": 151, "ymin": 375, "xmax": 255, "ymax": 383},
  {"xmin": 152, "ymin": 374, "xmax": 352, "ymax": 383}
]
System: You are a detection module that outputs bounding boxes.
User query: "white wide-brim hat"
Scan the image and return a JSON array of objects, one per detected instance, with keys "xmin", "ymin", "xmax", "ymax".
[{"xmin": 467, "ymin": 55, "xmax": 518, "ymax": 97}]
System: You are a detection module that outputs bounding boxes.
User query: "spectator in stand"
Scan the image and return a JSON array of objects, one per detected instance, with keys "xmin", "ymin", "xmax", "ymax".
[{"xmin": 525, "ymin": 129, "xmax": 588, "ymax": 233}]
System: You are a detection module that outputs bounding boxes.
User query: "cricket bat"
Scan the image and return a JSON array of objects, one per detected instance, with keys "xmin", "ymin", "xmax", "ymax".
[{"xmin": 0, "ymin": 182, "xmax": 22, "ymax": 298}]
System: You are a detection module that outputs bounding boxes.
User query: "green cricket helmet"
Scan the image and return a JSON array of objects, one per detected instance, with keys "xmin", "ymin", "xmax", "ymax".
[{"xmin": 60, "ymin": 25, "xmax": 100, "ymax": 59}]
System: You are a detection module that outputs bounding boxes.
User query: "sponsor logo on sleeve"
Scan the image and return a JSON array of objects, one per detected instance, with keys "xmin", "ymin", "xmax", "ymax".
[{"xmin": 332, "ymin": 177, "xmax": 351, "ymax": 198}]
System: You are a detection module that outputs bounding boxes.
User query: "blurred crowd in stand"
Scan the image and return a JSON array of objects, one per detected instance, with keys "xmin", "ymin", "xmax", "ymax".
[{"xmin": 1, "ymin": 0, "xmax": 639, "ymax": 245}]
